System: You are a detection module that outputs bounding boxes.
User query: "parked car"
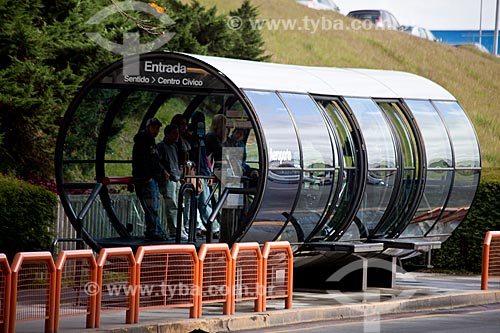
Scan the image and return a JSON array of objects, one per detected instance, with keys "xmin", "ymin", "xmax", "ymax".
[
  {"xmin": 347, "ymin": 9, "xmax": 401, "ymax": 30},
  {"xmin": 402, "ymin": 25, "xmax": 438, "ymax": 42},
  {"xmin": 296, "ymin": 0, "xmax": 340, "ymax": 12}
]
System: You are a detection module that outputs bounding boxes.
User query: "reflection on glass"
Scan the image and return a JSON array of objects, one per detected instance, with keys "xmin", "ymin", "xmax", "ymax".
[
  {"xmin": 318, "ymin": 100, "xmax": 360, "ymax": 239},
  {"xmin": 345, "ymin": 98, "xmax": 396, "ymax": 169},
  {"xmin": 354, "ymin": 170, "xmax": 397, "ymax": 234},
  {"xmin": 280, "ymin": 93, "xmax": 334, "ymax": 168},
  {"xmin": 280, "ymin": 93, "xmax": 336, "ymax": 238},
  {"xmin": 433, "ymin": 101, "xmax": 480, "ymax": 168},
  {"xmin": 405, "ymin": 100, "xmax": 452, "ymax": 168},
  {"xmin": 242, "ymin": 90, "xmax": 300, "ymax": 243},
  {"xmin": 400, "ymin": 100, "xmax": 455, "ymax": 238},
  {"xmin": 402, "ymin": 170, "xmax": 453, "ymax": 237},
  {"xmin": 379, "ymin": 102, "xmax": 416, "ymax": 169},
  {"xmin": 428, "ymin": 169, "xmax": 480, "ymax": 236},
  {"xmin": 343, "ymin": 98, "xmax": 397, "ymax": 240},
  {"xmin": 373, "ymin": 102, "xmax": 421, "ymax": 238},
  {"xmin": 218, "ymin": 99, "xmax": 260, "ymax": 242}
]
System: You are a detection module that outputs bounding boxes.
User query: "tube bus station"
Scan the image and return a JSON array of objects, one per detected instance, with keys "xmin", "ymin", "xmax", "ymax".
[{"xmin": 55, "ymin": 51, "xmax": 481, "ymax": 288}]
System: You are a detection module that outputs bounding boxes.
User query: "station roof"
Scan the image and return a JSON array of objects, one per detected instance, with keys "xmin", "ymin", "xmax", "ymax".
[{"xmin": 190, "ymin": 54, "xmax": 455, "ymax": 100}]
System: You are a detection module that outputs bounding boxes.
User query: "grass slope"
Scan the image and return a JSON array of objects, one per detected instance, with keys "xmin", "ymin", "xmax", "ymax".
[{"xmin": 184, "ymin": 0, "xmax": 500, "ymax": 179}]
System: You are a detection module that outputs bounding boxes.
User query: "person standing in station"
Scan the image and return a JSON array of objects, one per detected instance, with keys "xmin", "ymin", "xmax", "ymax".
[
  {"xmin": 158, "ymin": 123, "xmax": 189, "ymax": 241},
  {"xmin": 132, "ymin": 117, "xmax": 168, "ymax": 241},
  {"xmin": 205, "ymin": 114, "xmax": 227, "ymax": 178},
  {"xmin": 186, "ymin": 111, "xmax": 220, "ymax": 238}
]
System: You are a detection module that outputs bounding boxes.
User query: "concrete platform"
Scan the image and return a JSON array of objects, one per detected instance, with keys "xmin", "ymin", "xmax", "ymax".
[{"xmin": 14, "ymin": 272, "xmax": 500, "ymax": 333}]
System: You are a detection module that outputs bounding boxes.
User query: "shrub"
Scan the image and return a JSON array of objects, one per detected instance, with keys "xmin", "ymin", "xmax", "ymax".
[{"xmin": 0, "ymin": 176, "xmax": 57, "ymax": 261}]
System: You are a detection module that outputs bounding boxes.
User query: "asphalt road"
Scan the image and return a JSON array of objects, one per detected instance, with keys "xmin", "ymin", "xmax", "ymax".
[{"xmin": 231, "ymin": 303, "xmax": 500, "ymax": 333}]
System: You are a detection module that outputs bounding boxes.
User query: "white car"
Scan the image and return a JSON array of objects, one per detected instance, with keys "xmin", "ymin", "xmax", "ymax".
[
  {"xmin": 296, "ymin": 0, "xmax": 340, "ymax": 11},
  {"xmin": 403, "ymin": 26, "xmax": 439, "ymax": 42},
  {"xmin": 347, "ymin": 10, "xmax": 400, "ymax": 30}
]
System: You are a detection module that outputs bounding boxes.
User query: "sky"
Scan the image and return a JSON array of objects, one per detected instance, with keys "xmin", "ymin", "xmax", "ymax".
[{"xmin": 334, "ymin": 0, "xmax": 500, "ymax": 30}]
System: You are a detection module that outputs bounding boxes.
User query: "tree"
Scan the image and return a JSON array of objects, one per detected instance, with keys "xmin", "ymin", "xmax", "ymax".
[
  {"xmin": 0, "ymin": 0, "xmax": 268, "ymax": 181},
  {"xmin": 229, "ymin": 0, "xmax": 269, "ymax": 61},
  {"xmin": 0, "ymin": 0, "xmax": 115, "ymax": 179}
]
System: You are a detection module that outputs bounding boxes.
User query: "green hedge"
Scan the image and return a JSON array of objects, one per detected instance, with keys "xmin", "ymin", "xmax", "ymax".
[
  {"xmin": 428, "ymin": 181, "xmax": 500, "ymax": 272},
  {"xmin": 0, "ymin": 176, "xmax": 56, "ymax": 261}
]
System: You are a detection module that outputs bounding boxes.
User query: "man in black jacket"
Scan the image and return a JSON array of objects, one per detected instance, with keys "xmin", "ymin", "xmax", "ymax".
[{"xmin": 132, "ymin": 118, "xmax": 168, "ymax": 241}]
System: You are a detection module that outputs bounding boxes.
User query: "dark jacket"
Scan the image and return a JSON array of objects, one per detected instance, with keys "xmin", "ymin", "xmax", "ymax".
[{"xmin": 132, "ymin": 130, "xmax": 164, "ymax": 183}]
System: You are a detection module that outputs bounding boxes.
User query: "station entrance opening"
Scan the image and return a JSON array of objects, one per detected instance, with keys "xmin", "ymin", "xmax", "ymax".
[{"xmin": 55, "ymin": 52, "xmax": 481, "ymax": 287}]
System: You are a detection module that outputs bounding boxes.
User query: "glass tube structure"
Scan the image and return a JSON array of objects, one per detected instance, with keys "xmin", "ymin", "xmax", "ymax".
[{"xmin": 55, "ymin": 52, "xmax": 481, "ymax": 265}]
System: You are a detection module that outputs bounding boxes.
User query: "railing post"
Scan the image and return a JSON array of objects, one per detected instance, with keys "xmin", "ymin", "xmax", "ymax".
[
  {"xmin": 197, "ymin": 243, "xmax": 232, "ymax": 317},
  {"xmin": 0, "ymin": 254, "xmax": 11, "ymax": 333},
  {"xmin": 261, "ymin": 241, "xmax": 293, "ymax": 311},
  {"xmin": 54, "ymin": 249, "xmax": 97, "ymax": 331},
  {"xmin": 134, "ymin": 244, "xmax": 199, "ymax": 322},
  {"xmin": 230, "ymin": 242, "xmax": 263, "ymax": 314},
  {"xmin": 481, "ymin": 231, "xmax": 500, "ymax": 290},
  {"xmin": 95, "ymin": 247, "xmax": 136, "ymax": 328},
  {"xmin": 9, "ymin": 252, "xmax": 56, "ymax": 333}
]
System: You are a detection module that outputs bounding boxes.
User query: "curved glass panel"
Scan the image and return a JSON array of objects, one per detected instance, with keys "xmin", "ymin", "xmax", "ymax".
[
  {"xmin": 346, "ymin": 98, "xmax": 397, "ymax": 170},
  {"xmin": 433, "ymin": 101, "xmax": 480, "ymax": 168},
  {"xmin": 373, "ymin": 102, "xmax": 421, "ymax": 238},
  {"xmin": 401, "ymin": 169, "xmax": 453, "ymax": 237},
  {"xmin": 342, "ymin": 98, "xmax": 397, "ymax": 239},
  {"xmin": 405, "ymin": 100, "xmax": 452, "ymax": 168},
  {"xmin": 427, "ymin": 101, "xmax": 480, "ymax": 237},
  {"xmin": 401, "ymin": 100, "xmax": 454, "ymax": 237},
  {"xmin": 280, "ymin": 93, "xmax": 336, "ymax": 239},
  {"xmin": 280, "ymin": 93, "xmax": 334, "ymax": 168},
  {"xmin": 241, "ymin": 90, "xmax": 300, "ymax": 243},
  {"xmin": 316, "ymin": 99, "xmax": 361, "ymax": 239},
  {"xmin": 428, "ymin": 169, "xmax": 480, "ymax": 236}
]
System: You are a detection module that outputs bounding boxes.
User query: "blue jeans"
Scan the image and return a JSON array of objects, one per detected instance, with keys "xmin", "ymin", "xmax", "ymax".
[
  {"xmin": 136, "ymin": 179, "xmax": 165, "ymax": 237},
  {"xmin": 197, "ymin": 179, "xmax": 219, "ymax": 232}
]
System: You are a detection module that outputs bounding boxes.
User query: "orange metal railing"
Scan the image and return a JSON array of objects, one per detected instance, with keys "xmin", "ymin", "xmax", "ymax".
[
  {"xmin": 54, "ymin": 249, "xmax": 97, "ymax": 331},
  {"xmin": 135, "ymin": 244, "xmax": 199, "ymax": 322},
  {"xmin": 261, "ymin": 241, "xmax": 293, "ymax": 311},
  {"xmin": 9, "ymin": 251, "xmax": 57, "ymax": 333},
  {"xmin": 197, "ymin": 243, "xmax": 232, "ymax": 317},
  {"xmin": 2, "ymin": 242, "xmax": 296, "ymax": 331},
  {"xmin": 481, "ymin": 231, "xmax": 500, "ymax": 290},
  {"xmin": 95, "ymin": 247, "xmax": 136, "ymax": 328},
  {"xmin": 230, "ymin": 242, "xmax": 263, "ymax": 314},
  {"xmin": 0, "ymin": 254, "xmax": 11, "ymax": 333}
]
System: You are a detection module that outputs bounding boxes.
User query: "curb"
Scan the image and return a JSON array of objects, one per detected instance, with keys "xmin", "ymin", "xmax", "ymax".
[{"xmin": 95, "ymin": 291, "xmax": 500, "ymax": 333}]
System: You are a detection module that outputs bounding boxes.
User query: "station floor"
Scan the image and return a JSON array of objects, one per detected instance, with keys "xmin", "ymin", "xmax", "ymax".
[{"xmin": 14, "ymin": 272, "xmax": 500, "ymax": 333}]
